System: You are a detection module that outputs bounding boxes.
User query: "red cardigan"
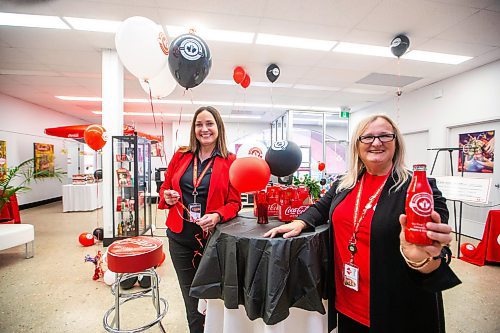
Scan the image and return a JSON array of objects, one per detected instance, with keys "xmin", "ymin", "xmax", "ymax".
[{"xmin": 158, "ymin": 149, "xmax": 241, "ymax": 234}]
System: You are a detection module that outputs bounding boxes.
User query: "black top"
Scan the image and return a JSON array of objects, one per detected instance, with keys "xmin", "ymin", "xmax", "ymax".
[{"xmin": 167, "ymin": 149, "xmax": 221, "ymax": 249}]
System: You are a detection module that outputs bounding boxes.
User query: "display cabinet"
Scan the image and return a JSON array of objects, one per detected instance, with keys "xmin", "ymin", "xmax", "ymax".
[{"xmin": 111, "ymin": 135, "xmax": 152, "ymax": 240}]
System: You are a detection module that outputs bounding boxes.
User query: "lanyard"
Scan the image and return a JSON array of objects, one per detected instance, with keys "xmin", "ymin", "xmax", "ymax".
[
  {"xmin": 348, "ymin": 173, "xmax": 388, "ymax": 264},
  {"xmin": 192, "ymin": 155, "xmax": 214, "ymax": 203}
]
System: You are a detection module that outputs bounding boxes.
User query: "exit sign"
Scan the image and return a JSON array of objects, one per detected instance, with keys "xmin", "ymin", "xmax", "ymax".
[{"xmin": 340, "ymin": 111, "xmax": 350, "ymax": 119}]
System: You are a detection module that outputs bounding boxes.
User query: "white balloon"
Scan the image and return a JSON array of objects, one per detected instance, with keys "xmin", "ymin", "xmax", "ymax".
[
  {"xmin": 103, "ymin": 270, "xmax": 117, "ymax": 286},
  {"xmin": 236, "ymin": 142, "xmax": 268, "ymax": 159},
  {"xmin": 139, "ymin": 65, "xmax": 177, "ymax": 99},
  {"xmin": 115, "ymin": 16, "xmax": 169, "ymax": 80}
]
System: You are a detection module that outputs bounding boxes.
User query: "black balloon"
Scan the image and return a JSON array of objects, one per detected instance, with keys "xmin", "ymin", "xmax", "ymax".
[
  {"xmin": 94, "ymin": 169, "xmax": 102, "ymax": 180},
  {"xmin": 320, "ymin": 178, "xmax": 326, "ymax": 186},
  {"xmin": 93, "ymin": 227, "xmax": 104, "ymax": 241},
  {"xmin": 168, "ymin": 34, "xmax": 212, "ymax": 89},
  {"xmin": 265, "ymin": 141, "xmax": 302, "ymax": 177},
  {"xmin": 390, "ymin": 34, "xmax": 410, "ymax": 57},
  {"xmin": 266, "ymin": 64, "xmax": 280, "ymax": 83}
]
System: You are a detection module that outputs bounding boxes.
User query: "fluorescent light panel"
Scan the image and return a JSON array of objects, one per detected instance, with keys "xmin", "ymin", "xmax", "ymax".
[
  {"xmin": 333, "ymin": 42, "xmax": 393, "ymax": 58},
  {"xmin": 63, "ymin": 17, "xmax": 121, "ymax": 33},
  {"xmin": 256, "ymin": 33, "xmax": 337, "ymax": 51},
  {"xmin": 92, "ymin": 111, "xmax": 195, "ymax": 117},
  {"xmin": 0, "ymin": 12, "xmax": 70, "ymax": 29},
  {"xmin": 166, "ymin": 25, "xmax": 254, "ymax": 43},
  {"xmin": 402, "ymin": 50, "xmax": 472, "ymax": 64},
  {"xmin": 62, "ymin": 96, "xmax": 340, "ymax": 112},
  {"xmin": 293, "ymin": 84, "xmax": 340, "ymax": 91}
]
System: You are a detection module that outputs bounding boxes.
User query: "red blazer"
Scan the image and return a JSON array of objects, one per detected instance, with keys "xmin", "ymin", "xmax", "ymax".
[{"xmin": 158, "ymin": 149, "xmax": 241, "ymax": 234}]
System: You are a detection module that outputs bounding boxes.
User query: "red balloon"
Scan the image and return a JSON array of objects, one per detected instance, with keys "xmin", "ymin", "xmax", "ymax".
[
  {"xmin": 241, "ymin": 75, "xmax": 251, "ymax": 89},
  {"xmin": 318, "ymin": 162, "xmax": 326, "ymax": 171},
  {"xmin": 229, "ymin": 157, "xmax": 270, "ymax": 193},
  {"xmin": 233, "ymin": 66, "xmax": 246, "ymax": 84},
  {"xmin": 84, "ymin": 124, "xmax": 107, "ymax": 151},
  {"xmin": 460, "ymin": 242, "xmax": 476, "ymax": 258},
  {"xmin": 79, "ymin": 232, "xmax": 95, "ymax": 247}
]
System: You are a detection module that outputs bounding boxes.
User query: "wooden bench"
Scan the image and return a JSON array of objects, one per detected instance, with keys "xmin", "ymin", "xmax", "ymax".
[{"xmin": 0, "ymin": 224, "xmax": 34, "ymax": 258}]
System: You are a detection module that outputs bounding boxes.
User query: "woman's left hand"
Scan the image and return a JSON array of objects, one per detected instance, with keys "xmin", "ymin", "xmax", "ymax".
[
  {"xmin": 196, "ymin": 213, "xmax": 221, "ymax": 233},
  {"xmin": 399, "ymin": 211, "xmax": 452, "ymax": 262}
]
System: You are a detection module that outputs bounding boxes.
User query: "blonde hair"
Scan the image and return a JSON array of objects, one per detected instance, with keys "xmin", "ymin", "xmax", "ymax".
[
  {"xmin": 179, "ymin": 106, "xmax": 229, "ymax": 158},
  {"xmin": 337, "ymin": 114, "xmax": 409, "ymax": 193}
]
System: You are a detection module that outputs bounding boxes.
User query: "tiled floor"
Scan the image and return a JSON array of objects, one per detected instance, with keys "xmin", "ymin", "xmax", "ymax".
[{"xmin": 0, "ymin": 202, "xmax": 499, "ymax": 332}]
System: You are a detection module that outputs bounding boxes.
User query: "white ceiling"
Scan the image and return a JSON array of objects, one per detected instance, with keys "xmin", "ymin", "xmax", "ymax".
[{"xmin": 1, "ymin": 0, "xmax": 500, "ymax": 125}]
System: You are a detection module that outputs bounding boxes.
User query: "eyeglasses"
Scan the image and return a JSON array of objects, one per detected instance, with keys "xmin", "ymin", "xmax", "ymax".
[{"xmin": 358, "ymin": 134, "xmax": 396, "ymax": 144}]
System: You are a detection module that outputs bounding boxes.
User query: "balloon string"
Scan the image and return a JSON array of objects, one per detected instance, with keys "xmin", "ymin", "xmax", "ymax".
[
  {"xmin": 160, "ymin": 113, "xmax": 167, "ymax": 166},
  {"xmin": 396, "ymin": 57, "xmax": 401, "ymax": 125},
  {"xmin": 175, "ymin": 90, "xmax": 187, "ymax": 150},
  {"xmin": 148, "ymin": 81, "xmax": 158, "ymax": 129}
]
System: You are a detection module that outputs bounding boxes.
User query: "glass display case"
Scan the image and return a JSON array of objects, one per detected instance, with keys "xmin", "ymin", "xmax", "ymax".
[{"xmin": 111, "ymin": 135, "xmax": 152, "ymax": 240}]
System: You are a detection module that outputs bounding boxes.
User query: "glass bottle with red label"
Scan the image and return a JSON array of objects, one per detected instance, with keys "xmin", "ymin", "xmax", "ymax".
[
  {"xmin": 256, "ymin": 190, "xmax": 269, "ymax": 224},
  {"xmin": 405, "ymin": 164, "xmax": 434, "ymax": 245}
]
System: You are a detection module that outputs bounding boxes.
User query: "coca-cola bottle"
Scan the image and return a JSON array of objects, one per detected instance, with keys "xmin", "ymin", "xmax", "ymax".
[
  {"xmin": 256, "ymin": 190, "xmax": 269, "ymax": 224},
  {"xmin": 405, "ymin": 164, "xmax": 434, "ymax": 245}
]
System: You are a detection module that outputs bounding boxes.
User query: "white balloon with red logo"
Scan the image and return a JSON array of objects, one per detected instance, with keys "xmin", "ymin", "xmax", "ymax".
[
  {"xmin": 236, "ymin": 142, "xmax": 268, "ymax": 159},
  {"xmin": 115, "ymin": 16, "xmax": 169, "ymax": 81}
]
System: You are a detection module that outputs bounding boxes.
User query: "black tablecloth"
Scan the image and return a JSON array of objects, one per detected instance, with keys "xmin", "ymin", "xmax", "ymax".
[{"xmin": 190, "ymin": 211, "xmax": 329, "ymax": 325}]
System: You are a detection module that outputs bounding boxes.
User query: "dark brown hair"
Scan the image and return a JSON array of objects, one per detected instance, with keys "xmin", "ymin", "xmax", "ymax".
[{"xmin": 179, "ymin": 106, "xmax": 229, "ymax": 158}]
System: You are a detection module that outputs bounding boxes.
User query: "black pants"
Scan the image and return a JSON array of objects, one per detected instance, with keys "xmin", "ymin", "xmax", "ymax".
[
  {"xmin": 168, "ymin": 237, "xmax": 205, "ymax": 333},
  {"xmin": 338, "ymin": 312, "xmax": 370, "ymax": 333}
]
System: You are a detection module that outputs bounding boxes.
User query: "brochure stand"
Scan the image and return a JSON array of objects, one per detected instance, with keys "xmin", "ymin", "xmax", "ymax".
[{"xmin": 427, "ymin": 148, "xmax": 463, "ymax": 242}]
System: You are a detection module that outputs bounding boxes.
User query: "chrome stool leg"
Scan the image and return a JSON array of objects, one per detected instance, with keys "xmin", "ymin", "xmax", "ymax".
[{"xmin": 103, "ymin": 268, "xmax": 168, "ymax": 333}]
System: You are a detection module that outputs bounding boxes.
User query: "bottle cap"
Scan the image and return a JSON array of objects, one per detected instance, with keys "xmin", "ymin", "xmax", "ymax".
[{"xmin": 412, "ymin": 164, "xmax": 427, "ymax": 171}]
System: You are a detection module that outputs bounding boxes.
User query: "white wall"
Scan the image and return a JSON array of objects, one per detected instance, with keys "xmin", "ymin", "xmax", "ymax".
[
  {"xmin": 0, "ymin": 93, "xmax": 87, "ymax": 205},
  {"xmin": 351, "ymin": 60, "xmax": 500, "ymax": 238}
]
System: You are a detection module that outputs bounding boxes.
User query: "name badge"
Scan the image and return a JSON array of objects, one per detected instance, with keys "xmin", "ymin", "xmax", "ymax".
[
  {"xmin": 343, "ymin": 263, "xmax": 359, "ymax": 291},
  {"xmin": 188, "ymin": 203, "xmax": 201, "ymax": 222}
]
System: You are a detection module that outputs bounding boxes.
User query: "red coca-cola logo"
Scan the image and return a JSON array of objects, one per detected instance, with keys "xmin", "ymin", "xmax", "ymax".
[
  {"xmin": 409, "ymin": 193, "xmax": 433, "ymax": 216},
  {"xmin": 284, "ymin": 206, "xmax": 308, "ymax": 216},
  {"xmin": 269, "ymin": 203, "xmax": 278, "ymax": 210}
]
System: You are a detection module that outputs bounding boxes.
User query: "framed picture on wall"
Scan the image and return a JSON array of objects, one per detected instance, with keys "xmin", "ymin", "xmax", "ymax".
[
  {"xmin": 34, "ymin": 143, "xmax": 55, "ymax": 177},
  {"xmin": 458, "ymin": 130, "xmax": 494, "ymax": 173},
  {"xmin": 0, "ymin": 140, "xmax": 6, "ymax": 180}
]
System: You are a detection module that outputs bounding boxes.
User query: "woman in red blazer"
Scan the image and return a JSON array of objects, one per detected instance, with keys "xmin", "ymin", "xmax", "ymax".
[{"xmin": 158, "ymin": 106, "xmax": 241, "ymax": 333}]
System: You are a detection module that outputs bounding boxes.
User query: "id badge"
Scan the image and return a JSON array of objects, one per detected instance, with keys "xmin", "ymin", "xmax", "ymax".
[
  {"xmin": 343, "ymin": 262, "xmax": 359, "ymax": 291},
  {"xmin": 188, "ymin": 203, "xmax": 201, "ymax": 222}
]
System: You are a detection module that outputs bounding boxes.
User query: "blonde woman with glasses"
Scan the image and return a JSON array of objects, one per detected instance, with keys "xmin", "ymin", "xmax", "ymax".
[{"xmin": 265, "ymin": 114, "xmax": 461, "ymax": 333}]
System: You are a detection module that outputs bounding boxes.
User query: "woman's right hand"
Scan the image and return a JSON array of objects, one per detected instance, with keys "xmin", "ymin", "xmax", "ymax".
[
  {"xmin": 263, "ymin": 220, "xmax": 307, "ymax": 239},
  {"xmin": 164, "ymin": 190, "xmax": 180, "ymax": 206}
]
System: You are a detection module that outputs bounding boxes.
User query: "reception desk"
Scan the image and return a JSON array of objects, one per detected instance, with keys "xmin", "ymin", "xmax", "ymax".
[
  {"xmin": 190, "ymin": 212, "xmax": 329, "ymax": 332},
  {"xmin": 62, "ymin": 183, "xmax": 103, "ymax": 212}
]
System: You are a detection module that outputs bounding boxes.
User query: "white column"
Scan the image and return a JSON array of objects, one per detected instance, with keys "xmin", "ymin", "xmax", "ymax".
[{"xmin": 101, "ymin": 49, "xmax": 124, "ymax": 243}]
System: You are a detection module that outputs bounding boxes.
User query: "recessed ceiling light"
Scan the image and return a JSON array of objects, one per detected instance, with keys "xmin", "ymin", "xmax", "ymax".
[
  {"xmin": 402, "ymin": 50, "xmax": 472, "ymax": 64},
  {"xmin": 333, "ymin": 42, "xmax": 393, "ymax": 58},
  {"xmin": 256, "ymin": 33, "xmax": 337, "ymax": 51},
  {"xmin": 165, "ymin": 25, "xmax": 254, "ymax": 43},
  {"xmin": 63, "ymin": 17, "xmax": 122, "ymax": 33},
  {"xmin": 225, "ymin": 114, "xmax": 262, "ymax": 119},
  {"xmin": 0, "ymin": 12, "xmax": 70, "ymax": 29}
]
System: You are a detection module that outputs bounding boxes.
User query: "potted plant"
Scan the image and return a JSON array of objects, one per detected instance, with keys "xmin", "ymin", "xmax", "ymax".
[
  {"xmin": 0, "ymin": 158, "xmax": 65, "ymax": 223},
  {"xmin": 293, "ymin": 174, "xmax": 321, "ymax": 201}
]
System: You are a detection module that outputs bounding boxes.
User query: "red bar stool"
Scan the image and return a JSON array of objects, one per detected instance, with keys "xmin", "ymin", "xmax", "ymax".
[{"xmin": 104, "ymin": 236, "xmax": 168, "ymax": 333}]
